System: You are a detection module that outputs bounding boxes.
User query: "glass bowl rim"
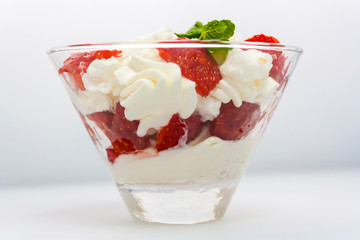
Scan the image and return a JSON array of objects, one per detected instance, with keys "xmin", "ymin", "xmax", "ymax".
[{"xmin": 47, "ymin": 40, "xmax": 303, "ymax": 55}]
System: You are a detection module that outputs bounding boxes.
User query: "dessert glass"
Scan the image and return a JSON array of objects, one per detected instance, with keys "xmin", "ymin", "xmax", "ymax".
[{"xmin": 48, "ymin": 41, "xmax": 302, "ymax": 224}]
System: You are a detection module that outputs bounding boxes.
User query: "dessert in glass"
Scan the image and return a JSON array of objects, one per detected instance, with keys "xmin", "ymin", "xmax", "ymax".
[{"xmin": 48, "ymin": 20, "xmax": 302, "ymax": 224}]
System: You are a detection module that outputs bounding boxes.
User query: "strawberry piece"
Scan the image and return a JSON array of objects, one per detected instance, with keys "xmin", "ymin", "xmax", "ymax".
[
  {"xmin": 156, "ymin": 114, "xmax": 186, "ymax": 152},
  {"xmin": 58, "ymin": 50, "xmax": 122, "ymax": 91},
  {"xmin": 106, "ymin": 138, "xmax": 136, "ymax": 163},
  {"xmin": 158, "ymin": 38, "xmax": 222, "ymax": 96},
  {"xmin": 246, "ymin": 34, "xmax": 288, "ymax": 85},
  {"xmin": 103, "ymin": 103, "xmax": 150, "ymax": 163},
  {"xmin": 245, "ymin": 34, "xmax": 279, "ymax": 43},
  {"xmin": 184, "ymin": 114, "xmax": 203, "ymax": 143},
  {"xmin": 210, "ymin": 101, "xmax": 261, "ymax": 140},
  {"xmin": 156, "ymin": 114, "xmax": 203, "ymax": 152},
  {"xmin": 269, "ymin": 52, "xmax": 288, "ymax": 86},
  {"xmin": 109, "ymin": 103, "xmax": 150, "ymax": 150},
  {"xmin": 87, "ymin": 111, "xmax": 114, "ymax": 138}
]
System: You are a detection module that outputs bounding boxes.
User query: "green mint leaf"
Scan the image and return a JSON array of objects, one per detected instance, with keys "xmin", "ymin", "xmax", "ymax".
[
  {"xmin": 175, "ymin": 21, "xmax": 204, "ymax": 39},
  {"xmin": 199, "ymin": 20, "xmax": 235, "ymax": 41}
]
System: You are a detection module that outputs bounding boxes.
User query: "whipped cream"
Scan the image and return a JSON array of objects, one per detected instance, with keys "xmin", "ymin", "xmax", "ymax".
[
  {"xmin": 83, "ymin": 57, "xmax": 122, "ymax": 95},
  {"xmin": 215, "ymin": 49, "xmax": 279, "ymax": 106},
  {"xmin": 196, "ymin": 96, "xmax": 222, "ymax": 121},
  {"xmin": 114, "ymin": 56, "xmax": 197, "ymax": 136},
  {"xmin": 122, "ymin": 27, "xmax": 177, "ymax": 62},
  {"xmin": 106, "ymin": 135, "xmax": 260, "ymax": 184},
  {"xmin": 74, "ymin": 57, "xmax": 122, "ymax": 114}
]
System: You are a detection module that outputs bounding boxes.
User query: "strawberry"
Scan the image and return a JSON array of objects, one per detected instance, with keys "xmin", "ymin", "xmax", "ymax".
[
  {"xmin": 210, "ymin": 101, "xmax": 261, "ymax": 140},
  {"xmin": 102, "ymin": 103, "xmax": 150, "ymax": 163},
  {"xmin": 109, "ymin": 103, "xmax": 150, "ymax": 150},
  {"xmin": 246, "ymin": 34, "xmax": 288, "ymax": 85},
  {"xmin": 245, "ymin": 34, "xmax": 279, "ymax": 43},
  {"xmin": 86, "ymin": 111, "xmax": 114, "ymax": 138},
  {"xmin": 269, "ymin": 52, "xmax": 288, "ymax": 86},
  {"xmin": 183, "ymin": 114, "xmax": 203, "ymax": 143},
  {"xmin": 156, "ymin": 114, "xmax": 203, "ymax": 152},
  {"xmin": 158, "ymin": 38, "xmax": 222, "ymax": 96},
  {"xmin": 106, "ymin": 138, "xmax": 136, "ymax": 163},
  {"xmin": 58, "ymin": 50, "xmax": 122, "ymax": 91},
  {"xmin": 156, "ymin": 114, "xmax": 186, "ymax": 152}
]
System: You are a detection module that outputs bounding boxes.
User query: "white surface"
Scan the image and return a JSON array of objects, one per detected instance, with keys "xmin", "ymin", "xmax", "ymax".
[
  {"xmin": 1, "ymin": 0, "xmax": 360, "ymax": 186},
  {"xmin": 1, "ymin": 169, "xmax": 360, "ymax": 240}
]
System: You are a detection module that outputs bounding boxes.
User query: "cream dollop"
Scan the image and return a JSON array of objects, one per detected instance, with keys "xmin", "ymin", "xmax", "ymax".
[
  {"xmin": 210, "ymin": 49, "xmax": 279, "ymax": 107},
  {"xmin": 74, "ymin": 57, "xmax": 121, "ymax": 114},
  {"xmin": 75, "ymin": 90, "xmax": 114, "ymax": 114},
  {"xmin": 114, "ymin": 56, "xmax": 197, "ymax": 137},
  {"xmin": 122, "ymin": 27, "xmax": 177, "ymax": 62},
  {"xmin": 82, "ymin": 57, "xmax": 122, "ymax": 95}
]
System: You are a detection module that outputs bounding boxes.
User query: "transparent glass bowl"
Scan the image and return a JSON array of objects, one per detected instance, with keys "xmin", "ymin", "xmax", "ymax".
[{"xmin": 48, "ymin": 41, "xmax": 302, "ymax": 224}]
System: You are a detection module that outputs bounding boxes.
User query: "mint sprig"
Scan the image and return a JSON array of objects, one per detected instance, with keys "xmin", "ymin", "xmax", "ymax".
[
  {"xmin": 176, "ymin": 21, "xmax": 203, "ymax": 39},
  {"xmin": 199, "ymin": 20, "xmax": 235, "ymax": 41},
  {"xmin": 176, "ymin": 20, "xmax": 235, "ymax": 65}
]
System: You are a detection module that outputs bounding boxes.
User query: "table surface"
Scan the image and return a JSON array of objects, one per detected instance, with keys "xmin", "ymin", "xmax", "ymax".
[{"xmin": 1, "ymin": 168, "xmax": 360, "ymax": 240}]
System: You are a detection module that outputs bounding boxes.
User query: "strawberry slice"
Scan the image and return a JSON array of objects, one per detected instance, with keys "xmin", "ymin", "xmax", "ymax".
[
  {"xmin": 156, "ymin": 114, "xmax": 186, "ymax": 152},
  {"xmin": 158, "ymin": 38, "xmax": 222, "ymax": 96},
  {"xmin": 268, "ymin": 52, "xmax": 288, "ymax": 86},
  {"xmin": 109, "ymin": 103, "xmax": 150, "ymax": 150},
  {"xmin": 210, "ymin": 101, "xmax": 261, "ymax": 140},
  {"xmin": 86, "ymin": 111, "xmax": 114, "ymax": 138},
  {"xmin": 58, "ymin": 50, "xmax": 122, "ymax": 91},
  {"xmin": 245, "ymin": 34, "xmax": 280, "ymax": 43},
  {"xmin": 156, "ymin": 114, "xmax": 203, "ymax": 152},
  {"xmin": 184, "ymin": 114, "xmax": 203, "ymax": 143},
  {"xmin": 245, "ymin": 34, "xmax": 288, "ymax": 85},
  {"xmin": 106, "ymin": 138, "xmax": 136, "ymax": 163},
  {"xmin": 104, "ymin": 103, "xmax": 150, "ymax": 163}
]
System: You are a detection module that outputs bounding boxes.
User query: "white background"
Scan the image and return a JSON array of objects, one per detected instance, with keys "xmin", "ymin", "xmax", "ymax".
[{"xmin": 1, "ymin": 0, "xmax": 360, "ymax": 187}]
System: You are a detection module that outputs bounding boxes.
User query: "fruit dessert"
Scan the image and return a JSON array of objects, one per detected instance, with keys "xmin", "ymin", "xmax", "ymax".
[
  {"xmin": 50, "ymin": 19, "xmax": 301, "ymax": 224},
  {"xmin": 57, "ymin": 20, "xmax": 289, "ymax": 185}
]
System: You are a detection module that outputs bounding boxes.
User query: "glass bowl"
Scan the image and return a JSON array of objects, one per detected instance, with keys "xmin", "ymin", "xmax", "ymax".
[{"xmin": 48, "ymin": 41, "xmax": 302, "ymax": 224}]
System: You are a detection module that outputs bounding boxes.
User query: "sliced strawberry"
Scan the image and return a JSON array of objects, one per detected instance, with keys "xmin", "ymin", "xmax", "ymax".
[
  {"xmin": 156, "ymin": 114, "xmax": 203, "ymax": 152},
  {"xmin": 87, "ymin": 111, "xmax": 114, "ymax": 138},
  {"xmin": 245, "ymin": 34, "xmax": 288, "ymax": 85},
  {"xmin": 106, "ymin": 138, "xmax": 136, "ymax": 163},
  {"xmin": 101, "ymin": 103, "xmax": 150, "ymax": 163},
  {"xmin": 269, "ymin": 53, "xmax": 288, "ymax": 86},
  {"xmin": 158, "ymin": 38, "xmax": 222, "ymax": 96},
  {"xmin": 156, "ymin": 114, "xmax": 186, "ymax": 152},
  {"xmin": 58, "ymin": 50, "xmax": 122, "ymax": 91},
  {"xmin": 184, "ymin": 114, "xmax": 203, "ymax": 143},
  {"xmin": 210, "ymin": 101, "xmax": 261, "ymax": 140},
  {"xmin": 109, "ymin": 103, "xmax": 150, "ymax": 150},
  {"xmin": 245, "ymin": 34, "xmax": 279, "ymax": 43}
]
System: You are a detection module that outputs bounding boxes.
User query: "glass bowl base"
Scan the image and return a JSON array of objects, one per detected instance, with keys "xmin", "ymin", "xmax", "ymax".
[{"xmin": 117, "ymin": 182, "xmax": 237, "ymax": 224}]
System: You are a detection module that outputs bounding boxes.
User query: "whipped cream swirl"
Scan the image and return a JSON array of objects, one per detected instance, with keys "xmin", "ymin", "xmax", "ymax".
[
  {"xmin": 114, "ymin": 56, "xmax": 197, "ymax": 137},
  {"xmin": 210, "ymin": 49, "xmax": 279, "ymax": 107}
]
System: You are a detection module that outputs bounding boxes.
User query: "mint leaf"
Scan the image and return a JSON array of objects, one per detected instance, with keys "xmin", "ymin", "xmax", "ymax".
[
  {"xmin": 199, "ymin": 20, "xmax": 235, "ymax": 41},
  {"xmin": 176, "ymin": 21, "xmax": 204, "ymax": 39}
]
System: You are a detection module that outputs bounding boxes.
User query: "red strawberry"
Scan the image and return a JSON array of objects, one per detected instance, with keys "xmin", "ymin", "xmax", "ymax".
[
  {"xmin": 210, "ymin": 101, "xmax": 261, "ymax": 140},
  {"xmin": 184, "ymin": 114, "xmax": 203, "ymax": 143},
  {"xmin": 58, "ymin": 50, "xmax": 122, "ymax": 91},
  {"xmin": 156, "ymin": 114, "xmax": 203, "ymax": 152},
  {"xmin": 103, "ymin": 103, "xmax": 150, "ymax": 163},
  {"xmin": 156, "ymin": 114, "xmax": 186, "ymax": 152},
  {"xmin": 87, "ymin": 111, "xmax": 114, "ymax": 138},
  {"xmin": 246, "ymin": 34, "xmax": 288, "ymax": 85},
  {"xmin": 245, "ymin": 34, "xmax": 280, "ymax": 43},
  {"xmin": 109, "ymin": 103, "xmax": 150, "ymax": 150},
  {"xmin": 158, "ymin": 38, "xmax": 222, "ymax": 97},
  {"xmin": 269, "ymin": 53, "xmax": 288, "ymax": 86},
  {"xmin": 106, "ymin": 138, "xmax": 136, "ymax": 163}
]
